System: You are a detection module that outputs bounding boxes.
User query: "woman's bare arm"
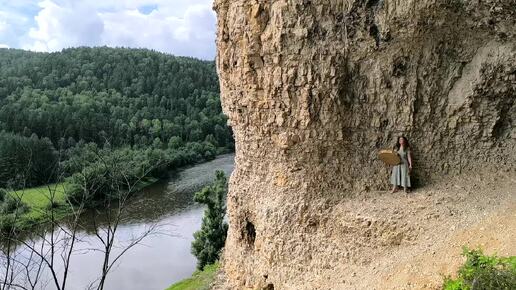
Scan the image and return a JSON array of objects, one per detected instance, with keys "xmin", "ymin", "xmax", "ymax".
[{"xmin": 408, "ymin": 151, "xmax": 413, "ymax": 169}]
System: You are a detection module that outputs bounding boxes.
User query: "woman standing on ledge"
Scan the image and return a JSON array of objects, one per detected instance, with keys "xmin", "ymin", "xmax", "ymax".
[{"xmin": 391, "ymin": 136, "xmax": 413, "ymax": 193}]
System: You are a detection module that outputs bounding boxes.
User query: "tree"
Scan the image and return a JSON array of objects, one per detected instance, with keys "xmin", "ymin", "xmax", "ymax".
[
  {"xmin": 168, "ymin": 136, "xmax": 183, "ymax": 149},
  {"xmin": 191, "ymin": 171, "xmax": 228, "ymax": 270},
  {"xmin": 0, "ymin": 132, "xmax": 58, "ymax": 188}
]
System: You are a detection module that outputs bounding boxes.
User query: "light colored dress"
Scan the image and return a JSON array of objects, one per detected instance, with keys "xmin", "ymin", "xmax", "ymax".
[{"xmin": 390, "ymin": 147, "xmax": 411, "ymax": 187}]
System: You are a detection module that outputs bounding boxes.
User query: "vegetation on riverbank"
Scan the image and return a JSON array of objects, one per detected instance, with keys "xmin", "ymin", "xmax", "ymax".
[
  {"xmin": 192, "ymin": 171, "xmax": 228, "ymax": 270},
  {"xmin": 0, "ymin": 183, "xmax": 66, "ymax": 231},
  {"xmin": 11, "ymin": 183, "xmax": 68, "ymax": 223},
  {"xmin": 166, "ymin": 263, "xmax": 219, "ymax": 290},
  {"xmin": 0, "ymin": 146, "xmax": 230, "ymax": 232},
  {"xmin": 443, "ymin": 247, "xmax": 516, "ymax": 290},
  {"xmin": 1, "ymin": 176, "xmax": 160, "ymax": 232}
]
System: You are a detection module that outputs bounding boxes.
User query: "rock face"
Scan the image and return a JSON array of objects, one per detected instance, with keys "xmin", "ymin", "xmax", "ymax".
[{"xmin": 213, "ymin": 0, "xmax": 515, "ymax": 288}]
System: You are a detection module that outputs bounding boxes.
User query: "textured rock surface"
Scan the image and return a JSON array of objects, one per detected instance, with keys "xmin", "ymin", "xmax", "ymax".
[{"xmin": 213, "ymin": 0, "xmax": 515, "ymax": 288}]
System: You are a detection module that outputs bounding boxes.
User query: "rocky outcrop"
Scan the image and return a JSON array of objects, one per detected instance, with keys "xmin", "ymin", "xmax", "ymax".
[{"xmin": 213, "ymin": 0, "xmax": 515, "ymax": 288}]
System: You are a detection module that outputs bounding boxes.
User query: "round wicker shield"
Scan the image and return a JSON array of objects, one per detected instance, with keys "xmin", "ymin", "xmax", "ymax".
[{"xmin": 378, "ymin": 149, "xmax": 401, "ymax": 166}]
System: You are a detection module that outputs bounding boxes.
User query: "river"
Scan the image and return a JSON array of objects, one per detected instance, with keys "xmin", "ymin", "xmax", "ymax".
[{"xmin": 5, "ymin": 154, "xmax": 235, "ymax": 290}]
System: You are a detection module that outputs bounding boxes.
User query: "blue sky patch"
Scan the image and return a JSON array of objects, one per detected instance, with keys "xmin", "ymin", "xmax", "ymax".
[{"xmin": 138, "ymin": 4, "xmax": 158, "ymax": 15}]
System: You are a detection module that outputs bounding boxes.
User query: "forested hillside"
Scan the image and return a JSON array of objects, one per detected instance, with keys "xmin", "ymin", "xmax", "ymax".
[{"xmin": 0, "ymin": 47, "xmax": 232, "ymax": 192}]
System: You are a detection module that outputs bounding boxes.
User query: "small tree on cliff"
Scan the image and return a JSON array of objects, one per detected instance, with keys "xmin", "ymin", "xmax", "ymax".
[{"xmin": 191, "ymin": 170, "xmax": 228, "ymax": 270}]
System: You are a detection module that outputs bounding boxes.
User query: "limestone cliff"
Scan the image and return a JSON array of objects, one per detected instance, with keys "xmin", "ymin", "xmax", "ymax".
[{"xmin": 213, "ymin": 0, "xmax": 515, "ymax": 289}]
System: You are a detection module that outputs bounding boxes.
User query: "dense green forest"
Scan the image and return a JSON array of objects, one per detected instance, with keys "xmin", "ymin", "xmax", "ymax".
[{"xmin": 0, "ymin": 47, "xmax": 232, "ymax": 200}]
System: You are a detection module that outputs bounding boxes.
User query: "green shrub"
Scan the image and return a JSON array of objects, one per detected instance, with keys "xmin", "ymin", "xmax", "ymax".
[
  {"xmin": 443, "ymin": 247, "xmax": 516, "ymax": 290},
  {"xmin": 0, "ymin": 195, "xmax": 28, "ymax": 215},
  {"xmin": 0, "ymin": 195, "xmax": 28, "ymax": 232},
  {"xmin": 191, "ymin": 171, "xmax": 228, "ymax": 270},
  {"xmin": 0, "ymin": 214, "xmax": 17, "ymax": 232}
]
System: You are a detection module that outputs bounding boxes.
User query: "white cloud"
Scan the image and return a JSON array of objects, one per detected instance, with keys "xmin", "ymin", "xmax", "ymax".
[
  {"xmin": 20, "ymin": 0, "xmax": 216, "ymax": 59},
  {"xmin": 26, "ymin": 0, "xmax": 104, "ymax": 51},
  {"xmin": 0, "ymin": 44, "xmax": 9, "ymax": 48},
  {"xmin": 100, "ymin": 4, "xmax": 216, "ymax": 59}
]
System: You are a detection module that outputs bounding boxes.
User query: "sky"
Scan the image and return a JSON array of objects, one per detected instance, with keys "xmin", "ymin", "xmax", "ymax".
[{"xmin": 0, "ymin": 0, "xmax": 217, "ymax": 59}]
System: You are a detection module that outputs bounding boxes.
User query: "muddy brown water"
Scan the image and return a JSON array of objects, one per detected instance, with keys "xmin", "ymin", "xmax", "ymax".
[{"xmin": 5, "ymin": 154, "xmax": 235, "ymax": 290}]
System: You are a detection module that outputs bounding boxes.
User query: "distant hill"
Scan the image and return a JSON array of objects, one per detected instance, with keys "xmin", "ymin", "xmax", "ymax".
[
  {"xmin": 0, "ymin": 47, "xmax": 232, "ymax": 188},
  {"xmin": 0, "ymin": 47, "xmax": 230, "ymax": 147}
]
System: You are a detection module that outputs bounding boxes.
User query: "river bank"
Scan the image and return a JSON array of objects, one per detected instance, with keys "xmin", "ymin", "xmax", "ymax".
[
  {"xmin": 2, "ymin": 177, "xmax": 159, "ymax": 232},
  {"xmin": 4, "ymin": 182, "xmax": 70, "ymax": 231},
  {"xmin": 2, "ymin": 152, "xmax": 236, "ymax": 233}
]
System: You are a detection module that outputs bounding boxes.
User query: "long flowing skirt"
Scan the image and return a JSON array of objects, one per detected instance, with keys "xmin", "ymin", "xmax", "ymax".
[{"xmin": 390, "ymin": 163, "xmax": 411, "ymax": 187}]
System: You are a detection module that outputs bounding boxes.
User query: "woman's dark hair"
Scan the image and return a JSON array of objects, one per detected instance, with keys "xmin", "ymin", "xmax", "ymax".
[{"xmin": 394, "ymin": 136, "xmax": 410, "ymax": 150}]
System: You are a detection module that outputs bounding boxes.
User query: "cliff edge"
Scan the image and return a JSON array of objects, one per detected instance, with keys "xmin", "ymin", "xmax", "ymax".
[{"xmin": 213, "ymin": 0, "xmax": 515, "ymax": 289}]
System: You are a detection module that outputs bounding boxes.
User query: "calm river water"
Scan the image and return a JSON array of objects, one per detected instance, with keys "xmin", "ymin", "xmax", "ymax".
[{"xmin": 8, "ymin": 154, "xmax": 234, "ymax": 290}]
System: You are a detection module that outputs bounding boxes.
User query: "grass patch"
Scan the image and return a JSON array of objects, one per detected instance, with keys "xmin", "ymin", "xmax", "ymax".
[
  {"xmin": 2, "ymin": 177, "xmax": 160, "ymax": 232},
  {"xmin": 11, "ymin": 183, "xmax": 68, "ymax": 210},
  {"xmin": 7, "ymin": 183, "xmax": 71, "ymax": 230},
  {"xmin": 166, "ymin": 263, "xmax": 219, "ymax": 290},
  {"xmin": 443, "ymin": 247, "xmax": 516, "ymax": 290}
]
